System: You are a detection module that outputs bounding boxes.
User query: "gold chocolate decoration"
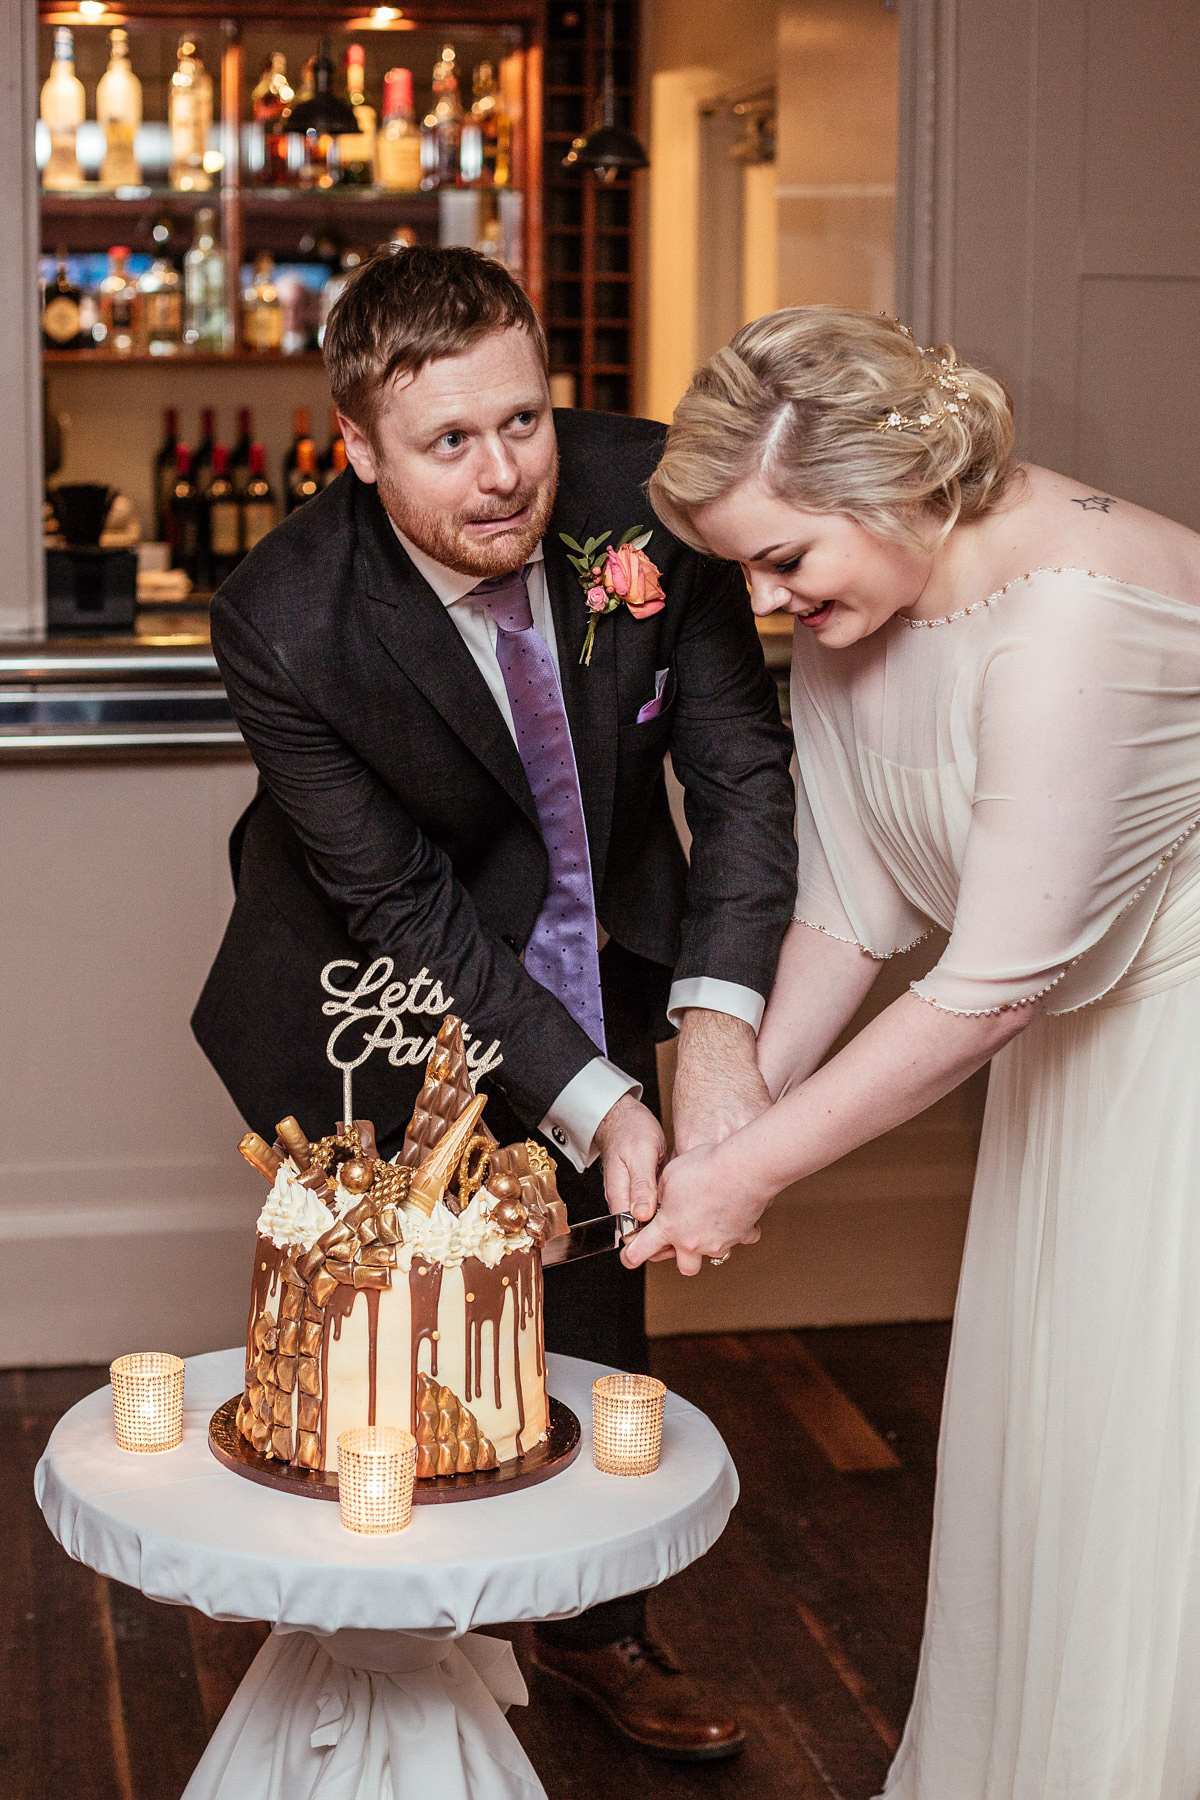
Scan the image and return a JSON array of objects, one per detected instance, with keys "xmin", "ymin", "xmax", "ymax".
[
  {"xmin": 339, "ymin": 1156, "xmax": 376, "ymax": 1195},
  {"xmin": 408, "ymin": 1093, "xmax": 488, "ymax": 1216},
  {"xmin": 275, "ymin": 1116, "xmax": 313, "ymax": 1171},
  {"xmin": 414, "ymin": 1372, "xmax": 498, "ymax": 1478},
  {"xmin": 457, "ymin": 1135, "xmax": 492, "ymax": 1204},
  {"xmin": 239, "ymin": 1133, "xmax": 282, "ymax": 1181},
  {"xmin": 399, "ymin": 1017, "xmax": 495, "ymax": 1168},
  {"xmin": 489, "ymin": 1140, "xmax": 569, "ymax": 1242}
]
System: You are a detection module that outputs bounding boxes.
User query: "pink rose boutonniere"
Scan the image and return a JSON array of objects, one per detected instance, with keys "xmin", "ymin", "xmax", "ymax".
[{"xmin": 560, "ymin": 526, "xmax": 665, "ymax": 666}]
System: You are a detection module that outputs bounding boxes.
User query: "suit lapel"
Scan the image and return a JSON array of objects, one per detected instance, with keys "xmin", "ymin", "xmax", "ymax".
[
  {"xmin": 544, "ymin": 474, "xmax": 619, "ymax": 896},
  {"xmin": 355, "ymin": 483, "xmax": 538, "ymax": 828}
]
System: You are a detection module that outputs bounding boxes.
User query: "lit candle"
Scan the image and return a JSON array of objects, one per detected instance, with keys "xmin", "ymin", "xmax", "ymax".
[
  {"xmin": 110, "ymin": 1352, "xmax": 185, "ymax": 1453},
  {"xmin": 337, "ymin": 1426, "xmax": 417, "ymax": 1533},
  {"xmin": 592, "ymin": 1373, "xmax": 665, "ymax": 1476}
]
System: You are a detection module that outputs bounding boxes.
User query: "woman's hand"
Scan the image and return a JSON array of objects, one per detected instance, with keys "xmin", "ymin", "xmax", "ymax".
[{"xmin": 620, "ymin": 1141, "xmax": 770, "ymax": 1277}]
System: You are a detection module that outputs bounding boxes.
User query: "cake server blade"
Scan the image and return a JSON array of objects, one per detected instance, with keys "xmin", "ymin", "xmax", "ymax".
[{"xmin": 541, "ymin": 1211, "xmax": 639, "ymax": 1267}]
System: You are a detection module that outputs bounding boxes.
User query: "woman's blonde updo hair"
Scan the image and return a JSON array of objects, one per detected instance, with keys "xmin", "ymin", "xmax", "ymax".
[{"xmin": 648, "ymin": 307, "xmax": 1015, "ymax": 552}]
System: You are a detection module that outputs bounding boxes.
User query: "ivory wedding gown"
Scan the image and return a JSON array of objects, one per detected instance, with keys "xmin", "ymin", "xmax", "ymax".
[{"xmin": 790, "ymin": 567, "xmax": 1200, "ymax": 1800}]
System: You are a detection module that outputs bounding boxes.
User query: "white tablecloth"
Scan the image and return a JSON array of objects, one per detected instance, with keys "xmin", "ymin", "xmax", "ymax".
[{"xmin": 36, "ymin": 1349, "xmax": 738, "ymax": 1800}]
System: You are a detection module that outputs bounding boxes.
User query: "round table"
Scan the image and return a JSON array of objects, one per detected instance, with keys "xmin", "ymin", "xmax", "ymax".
[{"xmin": 35, "ymin": 1348, "xmax": 738, "ymax": 1800}]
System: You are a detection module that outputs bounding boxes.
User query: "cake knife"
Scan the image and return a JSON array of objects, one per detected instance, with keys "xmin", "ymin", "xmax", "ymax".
[{"xmin": 541, "ymin": 1211, "xmax": 641, "ymax": 1267}]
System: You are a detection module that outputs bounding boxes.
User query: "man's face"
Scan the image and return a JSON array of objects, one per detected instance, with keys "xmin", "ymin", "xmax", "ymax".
[{"xmin": 340, "ymin": 326, "xmax": 558, "ymax": 578}]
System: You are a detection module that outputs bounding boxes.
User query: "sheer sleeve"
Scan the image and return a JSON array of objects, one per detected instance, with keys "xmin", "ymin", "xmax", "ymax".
[
  {"xmin": 913, "ymin": 575, "xmax": 1200, "ymax": 1015},
  {"xmin": 794, "ymin": 685, "xmax": 932, "ymax": 960}
]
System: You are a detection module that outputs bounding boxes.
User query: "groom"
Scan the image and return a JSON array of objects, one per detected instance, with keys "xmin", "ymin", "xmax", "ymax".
[{"xmin": 194, "ymin": 247, "xmax": 795, "ymax": 1759}]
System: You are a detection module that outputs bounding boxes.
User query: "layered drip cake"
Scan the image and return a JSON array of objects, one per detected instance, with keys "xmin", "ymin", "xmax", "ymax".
[{"xmin": 235, "ymin": 1017, "xmax": 568, "ymax": 1480}]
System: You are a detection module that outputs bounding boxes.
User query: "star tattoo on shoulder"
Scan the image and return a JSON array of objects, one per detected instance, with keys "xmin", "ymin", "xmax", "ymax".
[{"xmin": 1071, "ymin": 494, "xmax": 1115, "ymax": 512}]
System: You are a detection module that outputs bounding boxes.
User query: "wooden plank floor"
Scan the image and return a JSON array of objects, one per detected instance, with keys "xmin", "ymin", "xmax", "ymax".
[{"xmin": 0, "ymin": 1325, "xmax": 950, "ymax": 1800}]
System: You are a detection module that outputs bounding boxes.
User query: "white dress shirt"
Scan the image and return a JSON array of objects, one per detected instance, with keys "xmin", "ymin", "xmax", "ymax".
[{"xmin": 393, "ymin": 524, "xmax": 764, "ymax": 1169}]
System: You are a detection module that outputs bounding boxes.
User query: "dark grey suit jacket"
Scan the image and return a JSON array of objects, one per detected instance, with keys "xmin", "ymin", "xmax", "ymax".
[{"xmin": 193, "ymin": 409, "xmax": 796, "ymax": 1144}]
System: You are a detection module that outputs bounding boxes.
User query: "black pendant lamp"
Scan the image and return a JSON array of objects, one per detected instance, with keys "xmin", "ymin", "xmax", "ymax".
[
  {"xmin": 285, "ymin": 37, "xmax": 359, "ymax": 137},
  {"xmin": 562, "ymin": 2, "xmax": 648, "ymax": 184}
]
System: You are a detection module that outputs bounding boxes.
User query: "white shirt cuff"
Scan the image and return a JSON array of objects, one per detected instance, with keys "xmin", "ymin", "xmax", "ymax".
[
  {"xmin": 666, "ymin": 977, "xmax": 766, "ymax": 1033},
  {"xmin": 539, "ymin": 1056, "xmax": 642, "ymax": 1173}
]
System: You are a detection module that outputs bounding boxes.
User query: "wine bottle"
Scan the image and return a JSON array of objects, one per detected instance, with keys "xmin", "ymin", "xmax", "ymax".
[
  {"xmin": 153, "ymin": 408, "xmax": 179, "ymax": 541},
  {"xmin": 431, "ymin": 46, "xmax": 464, "ymax": 188},
  {"xmin": 42, "ymin": 253, "xmax": 86, "ymax": 351},
  {"xmin": 283, "ymin": 406, "xmax": 311, "ymax": 486},
  {"xmin": 169, "ymin": 36, "xmax": 213, "ymax": 192},
  {"xmin": 97, "ymin": 28, "xmax": 143, "ymax": 189},
  {"xmin": 192, "ymin": 407, "xmax": 217, "ymax": 496},
  {"xmin": 205, "ymin": 444, "xmax": 241, "ymax": 586},
  {"xmin": 252, "ymin": 51, "xmax": 293, "ymax": 188},
  {"xmin": 95, "ymin": 246, "xmax": 140, "ymax": 354},
  {"xmin": 167, "ymin": 444, "xmax": 200, "ymax": 578},
  {"xmin": 40, "ymin": 28, "xmax": 85, "ymax": 192},
  {"xmin": 375, "ymin": 68, "xmax": 422, "ymax": 191},
  {"xmin": 337, "ymin": 45, "xmax": 376, "ymax": 187},
  {"xmin": 241, "ymin": 444, "xmax": 278, "ymax": 551},
  {"xmin": 242, "ymin": 252, "xmax": 283, "ymax": 353},
  {"xmin": 229, "ymin": 408, "xmax": 254, "ymax": 493},
  {"xmin": 287, "ymin": 438, "xmax": 320, "ymax": 512},
  {"xmin": 183, "ymin": 207, "xmax": 227, "ymax": 351}
]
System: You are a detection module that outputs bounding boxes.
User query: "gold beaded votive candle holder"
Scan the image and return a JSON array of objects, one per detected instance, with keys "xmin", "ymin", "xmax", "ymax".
[
  {"xmin": 110, "ymin": 1353, "xmax": 185, "ymax": 1453},
  {"xmin": 337, "ymin": 1426, "xmax": 418, "ymax": 1534},
  {"xmin": 592, "ymin": 1373, "xmax": 666, "ymax": 1476}
]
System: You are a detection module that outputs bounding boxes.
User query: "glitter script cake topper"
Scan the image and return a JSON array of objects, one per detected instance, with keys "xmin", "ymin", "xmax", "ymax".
[{"xmin": 321, "ymin": 957, "xmax": 505, "ymax": 1124}]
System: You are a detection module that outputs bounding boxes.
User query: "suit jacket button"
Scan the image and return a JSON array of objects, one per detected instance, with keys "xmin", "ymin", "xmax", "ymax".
[{"xmin": 551, "ymin": 1127, "xmax": 567, "ymax": 1147}]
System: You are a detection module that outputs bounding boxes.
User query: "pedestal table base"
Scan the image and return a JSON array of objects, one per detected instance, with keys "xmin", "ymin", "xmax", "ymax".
[{"xmin": 181, "ymin": 1627, "xmax": 545, "ymax": 1800}]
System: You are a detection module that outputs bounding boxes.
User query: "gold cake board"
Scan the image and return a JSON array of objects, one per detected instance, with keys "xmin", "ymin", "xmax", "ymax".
[{"xmin": 208, "ymin": 1394, "xmax": 582, "ymax": 1504}]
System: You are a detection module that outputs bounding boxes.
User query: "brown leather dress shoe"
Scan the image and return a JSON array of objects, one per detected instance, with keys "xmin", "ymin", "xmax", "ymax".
[{"xmin": 530, "ymin": 1632, "xmax": 745, "ymax": 1761}]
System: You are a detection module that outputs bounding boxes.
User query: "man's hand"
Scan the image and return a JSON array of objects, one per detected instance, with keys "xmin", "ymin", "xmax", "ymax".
[
  {"xmin": 592, "ymin": 1092, "xmax": 666, "ymax": 1223},
  {"xmin": 671, "ymin": 1009, "xmax": 771, "ymax": 1155}
]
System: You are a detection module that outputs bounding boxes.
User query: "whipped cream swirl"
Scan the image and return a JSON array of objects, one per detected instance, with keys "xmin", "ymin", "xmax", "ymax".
[
  {"xmin": 256, "ymin": 1160, "xmax": 336, "ymax": 1249},
  {"xmin": 396, "ymin": 1188, "xmax": 530, "ymax": 1270}
]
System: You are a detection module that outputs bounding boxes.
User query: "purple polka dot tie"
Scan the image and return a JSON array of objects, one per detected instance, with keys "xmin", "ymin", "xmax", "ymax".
[{"xmin": 470, "ymin": 566, "xmax": 607, "ymax": 1053}]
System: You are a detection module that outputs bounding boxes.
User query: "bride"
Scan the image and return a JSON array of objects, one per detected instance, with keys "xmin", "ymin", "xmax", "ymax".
[{"xmin": 626, "ymin": 307, "xmax": 1200, "ymax": 1799}]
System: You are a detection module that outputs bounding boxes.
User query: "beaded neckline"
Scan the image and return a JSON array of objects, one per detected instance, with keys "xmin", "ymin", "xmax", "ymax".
[{"xmin": 899, "ymin": 566, "xmax": 1104, "ymax": 629}]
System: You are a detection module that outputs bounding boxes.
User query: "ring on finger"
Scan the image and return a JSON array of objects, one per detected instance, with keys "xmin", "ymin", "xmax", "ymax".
[{"xmin": 709, "ymin": 1251, "xmax": 732, "ymax": 1267}]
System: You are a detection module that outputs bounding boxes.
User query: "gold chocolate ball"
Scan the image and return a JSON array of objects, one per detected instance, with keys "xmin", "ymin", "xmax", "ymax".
[
  {"xmin": 491, "ymin": 1195, "xmax": 528, "ymax": 1235},
  {"xmin": 490, "ymin": 1173, "xmax": 523, "ymax": 1202},
  {"xmin": 340, "ymin": 1156, "xmax": 375, "ymax": 1195}
]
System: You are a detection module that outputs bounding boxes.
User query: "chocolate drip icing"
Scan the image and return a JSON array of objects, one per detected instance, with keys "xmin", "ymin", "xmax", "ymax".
[
  {"xmin": 462, "ymin": 1258, "xmax": 509, "ymax": 1414},
  {"xmin": 246, "ymin": 1238, "xmax": 287, "ymax": 1380},
  {"xmin": 408, "ymin": 1260, "xmax": 444, "ymax": 1429}
]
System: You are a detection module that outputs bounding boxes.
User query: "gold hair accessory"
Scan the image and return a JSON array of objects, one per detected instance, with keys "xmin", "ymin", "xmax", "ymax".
[{"xmin": 876, "ymin": 346, "xmax": 971, "ymax": 435}]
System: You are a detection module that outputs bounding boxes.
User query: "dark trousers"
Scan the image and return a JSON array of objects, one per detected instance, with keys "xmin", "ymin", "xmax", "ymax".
[{"xmin": 483, "ymin": 938, "xmax": 663, "ymax": 1649}]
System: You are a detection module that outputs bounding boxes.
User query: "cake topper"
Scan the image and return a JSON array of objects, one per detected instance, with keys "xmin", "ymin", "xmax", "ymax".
[{"xmin": 320, "ymin": 956, "xmax": 505, "ymax": 1123}]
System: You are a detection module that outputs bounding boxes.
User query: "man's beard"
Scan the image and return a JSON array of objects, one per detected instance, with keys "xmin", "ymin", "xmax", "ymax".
[{"xmin": 377, "ymin": 452, "xmax": 559, "ymax": 579}]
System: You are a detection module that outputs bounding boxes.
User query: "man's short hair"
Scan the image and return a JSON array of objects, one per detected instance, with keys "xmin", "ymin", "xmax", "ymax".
[{"xmin": 324, "ymin": 245, "xmax": 549, "ymax": 440}]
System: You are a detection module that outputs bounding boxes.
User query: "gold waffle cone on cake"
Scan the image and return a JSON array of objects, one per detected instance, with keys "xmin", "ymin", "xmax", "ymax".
[
  {"xmin": 414, "ymin": 1371, "xmax": 498, "ymax": 1477},
  {"xmin": 399, "ymin": 1017, "xmax": 495, "ymax": 1168},
  {"xmin": 408, "ymin": 1093, "xmax": 487, "ymax": 1216}
]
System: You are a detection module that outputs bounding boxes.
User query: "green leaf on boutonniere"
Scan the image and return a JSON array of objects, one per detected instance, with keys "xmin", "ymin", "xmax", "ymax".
[{"xmin": 617, "ymin": 525, "xmax": 653, "ymax": 550}]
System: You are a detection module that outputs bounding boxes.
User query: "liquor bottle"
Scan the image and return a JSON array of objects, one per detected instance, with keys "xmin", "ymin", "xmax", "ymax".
[
  {"xmin": 242, "ymin": 252, "xmax": 283, "ymax": 353},
  {"xmin": 287, "ymin": 438, "xmax": 320, "ymax": 512},
  {"xmin": 95, "ymin": 246, "xmax": 140, "ymax": 353},
  {"xmin": 375, "ymin": 68, "xmax": 422, "ymax": 191},
  {"xmin": 205, "ymin": 444, "xmax": 241, "ymax": 586},
  {"xmin": 96, "ymin": 28, "xmax": 142, "ymax": 189},
  {"xmin": 192, "ymin": 407, "xmax": 217, "ymax": 495},
  {"xmin": 294, "ymin": 50, "xmax": 339, "ymax": 191},
  {"xmin": 183, "ymin": 207, "xmax": 227, "ymax": 350},
  {"xmin": 337, "ymin": 45, "xmax": 376, "ymax": 187},
  {"xmin": 153, "ymin": 408, "xmax": 179, "ymax": 540},
  {"xmin": 317, "ymin": 249, "xmax": 362, "ymax": 348},
  {"xmin": 241, "ymin": 444, "xmax": 278, "ymax": 551},
  {"xmin": 167, "ymin": 444, "xmax": 200, "ymax": 578},
  {"xmin": 169, "ymin": 36, "xmax": 213, "ymax": 192},
  {"xmin": 229, "ymin": 407, "xmax": 254, "ymax": 493},
  {"xmin": 322, "ymin": 437, "xmax": 348, "ymax": 488},
  {"xmin": 431, "ymin": 46, "xmax": 464, "ymax": 187},
  {"xmin": 139, "ymin": 257, "xmax": 183, "ymax": 354},
  {"xmin": 41, "ymin": 254, "xmax": 86, "ymax": 351},
  {"xmin": 252, "ymin": 51, "xmax": 293, "ymax": 187},
  {"xmin": 471, "ymin": 61, "xmax": 510, "ymax": 187},
  {"xmin": 40, "ymin": 28, "xmax": 85, "ymax": 191},
  {"xmin": 283, "ymin": 407, "xmax": 312, "ymax": 487}
]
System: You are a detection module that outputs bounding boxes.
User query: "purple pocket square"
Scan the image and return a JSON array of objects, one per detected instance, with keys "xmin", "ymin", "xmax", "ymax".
[{"xmin": 636, "ymin": 669, "xmax": 670, "ymax": 724}]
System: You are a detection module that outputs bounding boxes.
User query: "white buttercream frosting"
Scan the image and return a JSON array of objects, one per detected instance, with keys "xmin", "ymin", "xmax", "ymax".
[
  {"xmin": 256, "ymin": 1159, "xmax": 336, "ymax": 1249},
  {"xmin": 395, "ymin": 1187, "xmax": 530, "ymax": 1271}
]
